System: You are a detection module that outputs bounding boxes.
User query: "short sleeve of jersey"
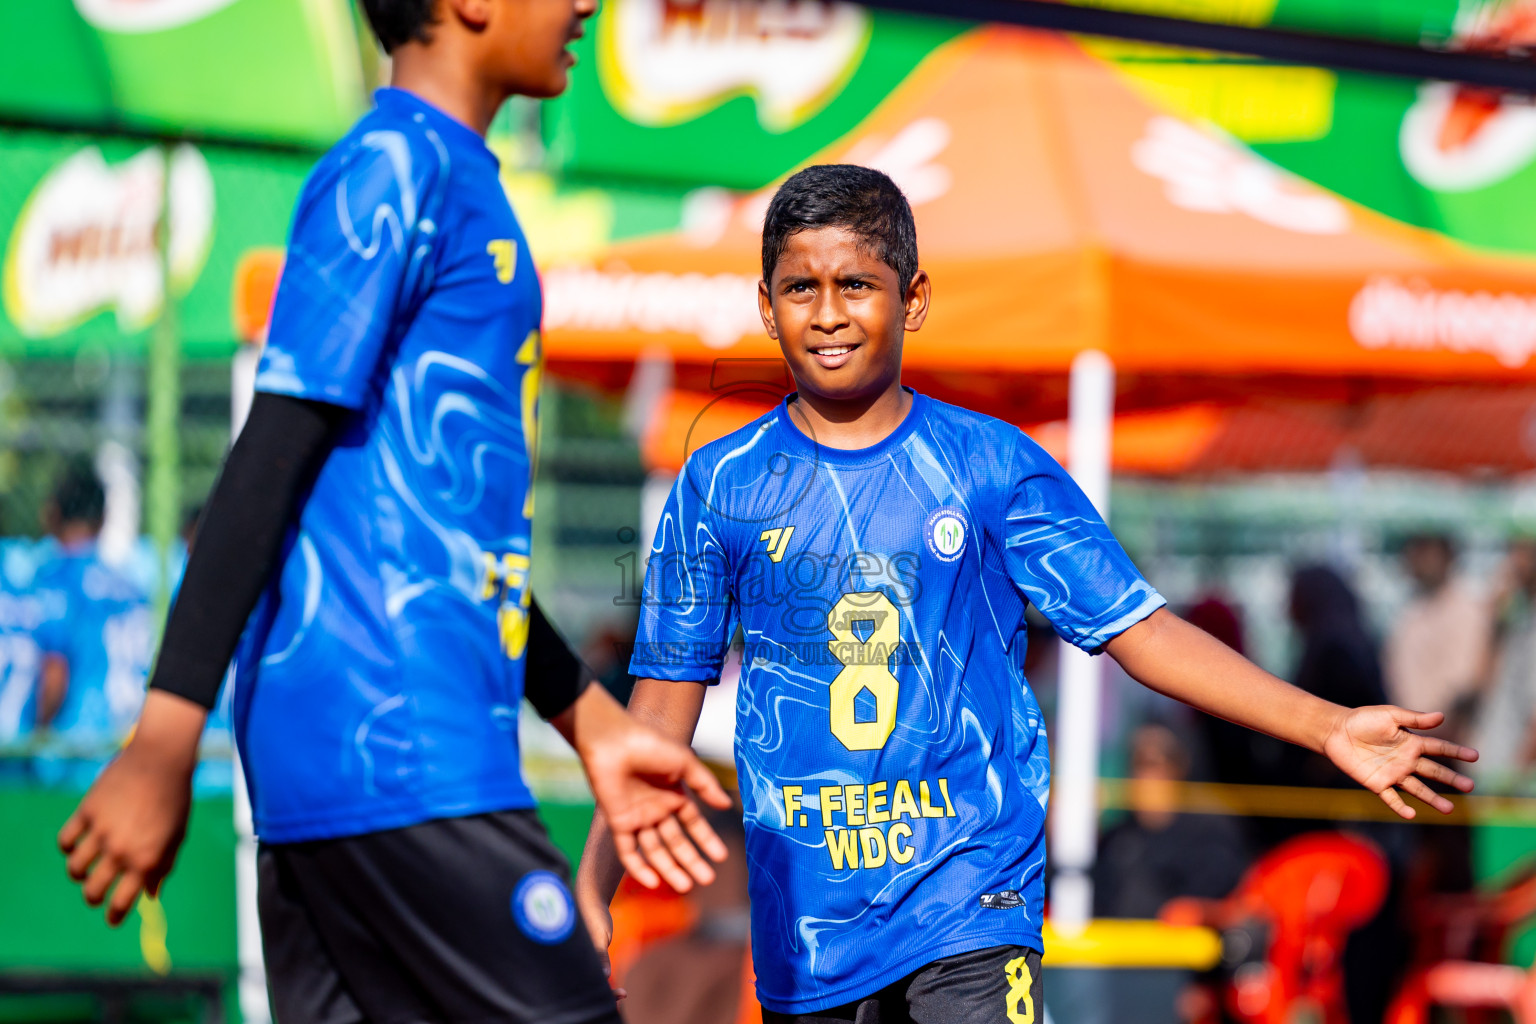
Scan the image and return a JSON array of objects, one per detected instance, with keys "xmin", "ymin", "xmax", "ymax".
[
  {"xmin": 629, "ymin": 462, "xmax": 736, "ymax": 682},
  {"xmin": 31, "ymin": 575, "xmax": 69, "ymax": 659},
  {"xmin": 256, "ymin": 128, "xmax": 447, "ymax": 409},
  {"xmin": 1002, "ymin": 435, "xmax": 1165, "ymax": 650}
]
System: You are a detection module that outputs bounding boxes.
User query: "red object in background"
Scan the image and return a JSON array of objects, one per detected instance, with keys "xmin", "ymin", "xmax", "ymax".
[
  {"xmin": 1386, "ymin": 860, "xmax": 1536, "ymax": 1024},
  {"xmin": 1164, "ymin": 832, "xmax": 1389, "ymax": 1024},
  {"xmin": 1228, "ymin": 834, "xmax": 1388, "ymax": 1024},
  {"xmin": 606, "ymin": 875, "xmax": 763, "ymax": 1024},
  {"xmin": 605, "ymin": 874, "xmax": 696, "ymax": 991},
  {"xmin": 1388, "ymin": 961, "xmax": 1536, "ymax": 1024}
]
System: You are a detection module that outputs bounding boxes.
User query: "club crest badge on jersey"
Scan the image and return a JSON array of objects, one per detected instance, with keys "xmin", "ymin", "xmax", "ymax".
[
  {"xmin": 924, "ymin": 507, "xmax": 968, "ymax": 563},
  {"xmin": 511, "ymin": 871, "xmax": 576, "ymax": 945}
]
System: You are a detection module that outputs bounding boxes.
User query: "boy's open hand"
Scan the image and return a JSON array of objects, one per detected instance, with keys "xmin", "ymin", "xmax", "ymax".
[
  {"xmin": 57, "ymin": 691, "xmax": 204, "ymax": 926},
  {"xmin": 1321, "ymin": 706, "xmax": 1478, "ymax": 819},
  {"xmin": 558, "ymin": 685, "xmax": 731, "ymax": 893}
]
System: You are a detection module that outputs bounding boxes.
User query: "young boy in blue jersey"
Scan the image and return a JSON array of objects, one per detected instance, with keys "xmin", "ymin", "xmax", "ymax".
[
  {"xmin": 57, "ymin": 3, "xmax": 731, "ymax": 1023},
  {"xmin": 576, "ymin": 164, "xmax": 1479, "ymax": 1022}
]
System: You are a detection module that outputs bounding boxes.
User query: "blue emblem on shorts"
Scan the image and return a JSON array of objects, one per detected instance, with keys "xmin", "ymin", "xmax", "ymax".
[{"xmin": 511, "ymin": 870, "xmax": 576, "ymax": 945}]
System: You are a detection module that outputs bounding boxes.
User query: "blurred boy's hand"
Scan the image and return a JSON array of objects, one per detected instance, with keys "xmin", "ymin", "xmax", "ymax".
[
  {"xmin": 57, "ymin": 690, "xmax": 205, "ymax": 925},
  {"xmin": 1321, "ymin": 706, "xmax": 1478, "ymax": 819},
  {"xmin": 554, "ymin": 684, "xmax": 731, "ymax": 893}
]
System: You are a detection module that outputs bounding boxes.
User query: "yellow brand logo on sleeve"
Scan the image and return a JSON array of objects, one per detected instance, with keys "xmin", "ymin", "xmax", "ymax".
[{"xmin": 487, "ymin": 239, "xmax": 517, "ymax": 284}]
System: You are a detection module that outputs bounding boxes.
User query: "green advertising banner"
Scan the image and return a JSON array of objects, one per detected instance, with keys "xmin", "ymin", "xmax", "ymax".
[
  {"xmin": 0, "ymin": 0, "xmax": 369, "ymax": 148},
  {"xmin": 538, "ymin": 0, "xmax": 1485, "ymax": 193},
  {"xmin": 543, "ymin": 0, "xmax": 972, "ymax": 189},
  {"xmin": 0, "ymin": 128, "xmax": 313, "ymax": 358},
  {"xmin": 1066, "ymin": 0, "xmax": 1463, "ymax": 43},
  {"xmin": 1090, "ymin": 0, "xmax": 1536, "ymax": 255},
  {"xmin": 546, "ymin": 0, "xmax": 1536, "ymax": 258}
]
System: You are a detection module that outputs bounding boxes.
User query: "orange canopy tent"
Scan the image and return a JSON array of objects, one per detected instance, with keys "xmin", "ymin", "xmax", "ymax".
[{"xmin": 540, "ymin": 26, "xmax": 1536, "ymax": 468}]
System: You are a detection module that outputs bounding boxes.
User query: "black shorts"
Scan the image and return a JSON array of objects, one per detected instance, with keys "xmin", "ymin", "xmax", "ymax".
[
  {"xmin": 762, "ymin": 945, "xmax": 1043, "ymax": 1024},
  {"xmin": 257, "ymin": 809, "xmax": 620, "ymax": 1024}
]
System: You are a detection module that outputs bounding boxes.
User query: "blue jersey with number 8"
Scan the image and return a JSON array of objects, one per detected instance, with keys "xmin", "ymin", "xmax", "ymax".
[{"xmin": 630, "ymin": 391, "xmax": 1164, "ymax": 1014}]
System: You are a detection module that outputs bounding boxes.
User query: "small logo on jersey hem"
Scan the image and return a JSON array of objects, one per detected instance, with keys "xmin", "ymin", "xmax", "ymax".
[
  {"xmin": 512, "ymin": 870, "xmax": 576, "ymax": 944},
  {"xmin": 980, "ymin": 890, "xmax": 1026, "ymax": 910},
  {"xmin": 924, "ymin": 507, "xmax": 968, "ymax": 563}
]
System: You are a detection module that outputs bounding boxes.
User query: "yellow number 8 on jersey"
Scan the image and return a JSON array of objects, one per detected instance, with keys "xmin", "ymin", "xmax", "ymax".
[
  {"xmin": 826, "ymin": 592, "xmax": 901, "ymax": 751},
  {"xmin": 1004, "ymin": 955, "xmax": 1035, "ymax": 1024}
]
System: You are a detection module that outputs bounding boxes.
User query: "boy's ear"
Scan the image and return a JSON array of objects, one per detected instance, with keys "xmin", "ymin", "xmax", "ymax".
[
  {"xmin": 904, "ymin": 270, "xmax": 931, "ymax": 333},
  {"xmin": 444, "ymin": 0, "xmax": 491, "ymax": 30},
  {"xmin": 758, "ymin": 280, "xmax": 780, "ymax": 341}
]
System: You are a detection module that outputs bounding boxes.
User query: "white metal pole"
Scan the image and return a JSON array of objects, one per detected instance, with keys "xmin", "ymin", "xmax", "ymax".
[
  {"xmin": 232, "ymin": 752, "xmax": 267, "ymax": 1024},
  {"xmin": 230, "ymin": 343, "xmax": 268, "ymax": 1024},
  {"xmin": 231, "ymin": 344, "xmax": 260, "ymax": 437},
  {"xmin": 1049, "ymin": 350, "xmax": 1115, "ymax": 933}
]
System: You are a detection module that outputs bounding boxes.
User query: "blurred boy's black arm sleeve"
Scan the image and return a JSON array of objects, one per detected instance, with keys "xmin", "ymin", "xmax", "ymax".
[
  {"xmin": 525, "ymin": 600, "xmax": 593, "ymax": 720},
  {"xmin": 148, "ymin": 393, "xmax": 347, "ymax": 710}
]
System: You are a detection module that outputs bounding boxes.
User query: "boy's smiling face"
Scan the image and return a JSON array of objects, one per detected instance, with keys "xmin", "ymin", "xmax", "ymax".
[{"xmin": 759, "ymin": 226, "xmax": 929, "ymax": 406}]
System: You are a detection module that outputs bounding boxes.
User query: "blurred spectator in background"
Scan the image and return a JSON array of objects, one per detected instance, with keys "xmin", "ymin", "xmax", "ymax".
[
  {"xmin": 1384, "ymin": 533, "xmax": 1489, "ymax": 740},
  {"xmin": 1093, "ymin": 722, "xmax": 1248, "ymax": 919},
  {"xmin": 26, "ymin": 460, "xmax": 152, "ymax": 787},
  {"xmin": 1265, "ymin": 565, "xmax": 1390, "ymax": 791},
  {"xmin": 1184, "ymin": 594, "xmax": 1245, "ymax": 658},
  {"xmin": 1287, "ymin": 565, "xmax": 1415, "ymax": 1021},
  {"xmin": 620, "ymin": 807, "xmax": 755, "ymax": 1024},
  {"xmin": 1185, "ymin": 593, "xmax": 1261, "ymax": 786},
  {"xmin": 1471, "ymin": 535, "xmax": 1536, "ymax": 789},
  {"xmin": 1290, "ymin": 565, "xmax": 1387, "ymax": 717}
]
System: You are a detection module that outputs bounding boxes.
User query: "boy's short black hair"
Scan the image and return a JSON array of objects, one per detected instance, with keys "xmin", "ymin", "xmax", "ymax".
[
  {"xmin": 761, "ymin": 164, "xmax": 919, "ymax": 292},
  {"xmin": 359, "ymin": 0, "xmax": 437, "ymax": 53},
  {"xmin": 52, "ymin": 457, "xmax": 105, "ymax": 526}
]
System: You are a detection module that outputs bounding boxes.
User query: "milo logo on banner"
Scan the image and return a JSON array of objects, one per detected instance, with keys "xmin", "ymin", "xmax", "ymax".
[
  {"xmin": 597, "ymin": 0, "xmax": 871, "ymax": 130},
  {"xmin": 2, "ymin": 145, "xmax": 215, "ymax": 338}
]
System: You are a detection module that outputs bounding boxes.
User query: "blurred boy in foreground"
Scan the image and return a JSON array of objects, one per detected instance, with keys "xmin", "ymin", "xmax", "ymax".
[{"xmin": 56, "ymin": 3, "xmax": 728, "ymax": 1023}]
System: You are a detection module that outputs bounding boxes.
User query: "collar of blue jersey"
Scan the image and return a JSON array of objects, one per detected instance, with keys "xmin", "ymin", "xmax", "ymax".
[
  {"xmin": 372, "ymin": 88, "xmax": 499, "ymax": 169},
  {"xmin": 773, "ymin": 387, "xmax": 927, "ymax": 465}
]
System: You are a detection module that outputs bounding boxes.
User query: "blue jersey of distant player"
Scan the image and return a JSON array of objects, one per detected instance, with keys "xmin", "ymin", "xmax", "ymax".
[
  {"xmin": 30, "ymin": 544, "xmax": 152, "ymax": 746},
  {"xmin": 631, "ymin": 392, "xmax": 1164, "ymax": 1013},
  {"xmin": 238, "ymin": 88, "xmax": 544, "ymax": 842},
  {"xmin": 0, "ymin": 579, "xmax": 43, "ymax": 744}
]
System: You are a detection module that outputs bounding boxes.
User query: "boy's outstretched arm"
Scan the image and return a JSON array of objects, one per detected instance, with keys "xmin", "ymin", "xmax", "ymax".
[
  {"xmin": 573, "ymin": 678, "xmax": 711, "ymax": 983},
  {"xmin": 1104, "ymin": 608, "xmax": 1479, "ymax": 819}
]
